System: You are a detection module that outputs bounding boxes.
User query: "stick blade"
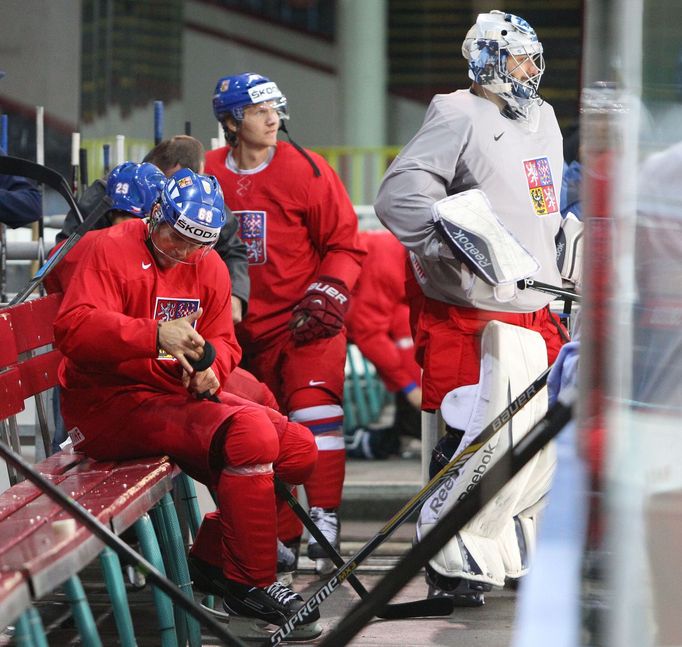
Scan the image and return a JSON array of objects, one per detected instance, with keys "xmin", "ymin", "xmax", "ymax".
[{"xmin": 378, "ymin": 596, "xmax": 455, "ymax": 619}]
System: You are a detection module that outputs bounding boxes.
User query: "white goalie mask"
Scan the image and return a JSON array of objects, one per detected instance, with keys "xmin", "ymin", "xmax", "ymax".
[{"xmin": 462, "ymin": 10, "xmax": 545, "ymax": 118}]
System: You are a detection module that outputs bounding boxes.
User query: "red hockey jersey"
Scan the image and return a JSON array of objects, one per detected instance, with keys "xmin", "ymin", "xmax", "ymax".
[
  {"xmin": 345, "ymin": 230, "xmax": 420, "ymax": 392},
  {"xmin": 54, "ymin": 219, "xmax": 240, "ymax": 410},
  {"xmin": 205, "ymin": 141, "xmax": 365, "ymax": 349}
]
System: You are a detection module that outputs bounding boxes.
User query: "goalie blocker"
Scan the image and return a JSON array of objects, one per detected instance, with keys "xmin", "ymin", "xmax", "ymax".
[
  {"xmin": 432, "ymin": 189, "xmax": 582, "ymax": 305},
  {"xmin": 417, "ymin": 321, "xmax": 557, "ymax": 602}
]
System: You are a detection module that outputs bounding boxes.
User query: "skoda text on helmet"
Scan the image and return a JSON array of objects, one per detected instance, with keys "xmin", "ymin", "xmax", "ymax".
[
  {"xmin": 213, "ymin": 73, "xmax": 289, "ymax": 122},
  {"xmin": 106, "ymin": 162, "xmax": 165, "ymax": 217},
  {"xmin": 151, "ymin": 168, "xmax": 226, "ymax": 265},
  {"xmin": 212, "ymin": 72, "xmax": 289, "ymax": 145},
  {"xmin": 462, "ymin": 10, "xmax": 545, "ymax": 116}
]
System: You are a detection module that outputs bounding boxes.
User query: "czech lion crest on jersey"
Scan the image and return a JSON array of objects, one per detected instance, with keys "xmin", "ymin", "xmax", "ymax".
[
  {"xmin": 235, "ymin": 210, "xmax": 267, "ymax": 265},
  {"xmin": 154, "ymin": 297, "xmax": 200, "ymax": 360},
  {"xmin": 523, "ymin": 157, "xmax": 558, "ymax": 216}
]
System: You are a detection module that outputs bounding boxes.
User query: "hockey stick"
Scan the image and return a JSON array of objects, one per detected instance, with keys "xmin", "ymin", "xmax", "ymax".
[
  {"xmin": 0, "ymin": 156, "xmax": 113, "ymax": 305},
  {"xmin": 188, "ymin": 347, "xmax": 451, "ymax": 617},
  {"xmin": 319, "ymin": 390, "xmax": 575, "ymax": 647},
  {"xmin": 263, "ymin": 365, "xmax": 552, "ymax": 646},
  {"xmin": 518, "ymin": 278, "xmax": 581, "ymax": 303},
  {"xmin": 273, "ymin": 478, "xmax": 454, "ymax": 619},
  {"xmin": 0, "ymin": 439, "xmax": 248, "ymax": 647}
]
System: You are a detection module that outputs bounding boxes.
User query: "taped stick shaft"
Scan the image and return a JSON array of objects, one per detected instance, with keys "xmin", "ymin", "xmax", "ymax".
[{"xmin": 519, "ymin": 278, "xmax": 581, "ymax": 303}]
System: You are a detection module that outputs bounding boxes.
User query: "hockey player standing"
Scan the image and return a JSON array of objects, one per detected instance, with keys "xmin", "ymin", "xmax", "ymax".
[
  {"xmin": 344, "ymin": 229, "xmax": 422, "ymax": 458},
  {"xmin": 375, "ymin": 11, "xmax": 568, "ymax": 605},
  {"xmin": 206, "ymin": 73, "xmax": 366, "ymax": 575},
  {"xmin": 54, "ymin": 168, "xmax": 321, "ymax": 632}
]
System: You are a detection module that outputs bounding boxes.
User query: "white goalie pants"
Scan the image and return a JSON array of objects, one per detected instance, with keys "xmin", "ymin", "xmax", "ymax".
[{"xmin": 416, "ymin": 320, "xmax": 557, "ymax": 588}]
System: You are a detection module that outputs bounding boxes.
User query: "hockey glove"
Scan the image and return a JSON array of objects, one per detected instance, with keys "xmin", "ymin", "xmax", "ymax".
[{"xmin": 289, "ymin": 276, "xmax": 350, "ymax": 344}]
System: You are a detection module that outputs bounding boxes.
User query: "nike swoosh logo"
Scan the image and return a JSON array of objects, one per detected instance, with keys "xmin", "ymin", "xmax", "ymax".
[
  {"xmin": 494, "ymin": 132, "xmax": 505, "ymax": 141},
  {"xmin": 308, "ymin": 380, "xmax": 326, "ymax": 386},
  {"xmin": 142, "ymin": 261, "xmax": 152, "ymax": 270}
]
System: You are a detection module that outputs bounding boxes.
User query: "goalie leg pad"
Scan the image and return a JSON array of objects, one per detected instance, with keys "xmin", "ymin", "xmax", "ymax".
[{"xmin": 418, "ymin": 320, "xmax": 556, "ymax": 586}]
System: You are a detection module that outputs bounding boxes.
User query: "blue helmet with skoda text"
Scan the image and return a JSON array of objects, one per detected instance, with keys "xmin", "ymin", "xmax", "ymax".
[
  {"xmin": 106, "ymin": 162, "xmax": 165, "ymax": 217},
  {"xmin": 212, "ymin": 72, "xmax": 289, "ymax": 123},
  {"xmin": 157, "ymin": 168, "xmax": 226, "ymax": 246},
  {"xmin": 462, "ymin": 10, "xmax": 544, "ymax": 114}
]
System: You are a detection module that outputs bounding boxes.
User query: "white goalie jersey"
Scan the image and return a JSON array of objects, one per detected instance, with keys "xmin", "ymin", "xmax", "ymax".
[{"xmin": 375, "ymin": 89, "xmax": 564, "ymax": 312}]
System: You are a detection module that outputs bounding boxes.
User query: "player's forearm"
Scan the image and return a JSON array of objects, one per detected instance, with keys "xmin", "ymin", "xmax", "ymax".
[{"xmin": 55, "ymin": 307, "xmax": 157, "ymax": 363}]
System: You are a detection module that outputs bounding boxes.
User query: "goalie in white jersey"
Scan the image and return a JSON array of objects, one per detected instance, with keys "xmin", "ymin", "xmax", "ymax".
[{"xmin": 375, "ymin": 10, "xmax": 571, "ymax": 605}]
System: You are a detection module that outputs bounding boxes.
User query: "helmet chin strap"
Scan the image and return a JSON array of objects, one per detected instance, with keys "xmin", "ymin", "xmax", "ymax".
[{"xmin": 278, "ymin": 121, "xmax": 321, "ymax": 177}]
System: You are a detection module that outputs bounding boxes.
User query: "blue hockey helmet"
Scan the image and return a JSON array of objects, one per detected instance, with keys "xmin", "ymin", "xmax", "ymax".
[
  {"xmin": 462, "ymin": 11, "xmax": 544, "ymax": 113},
  {"xmin": 106, "ymin": 162, "xmax": 165, "ymax": 217},
  {"xmin": 212, "ymin": 72, "xmax": 289, "ymax": 123},
  {"xmin": 152, "ymin": 168, "xmax": 226, "ymax": 258}
]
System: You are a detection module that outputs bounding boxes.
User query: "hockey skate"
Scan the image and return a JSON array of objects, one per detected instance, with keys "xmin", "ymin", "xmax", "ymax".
[
  {"xmin": 276, "ymin": 538, "xmax": 300, "ymax": 586},
  {"xmin": 425, "ymin": 564, "xmax": 491, "ymax": 607},
  {"xmin": 189, "ymin": 555, "xmax": 322, "ymax": 641},
  {"xmin": 307, "ymin": 506, "xmax": 340, "ymax": 577}
]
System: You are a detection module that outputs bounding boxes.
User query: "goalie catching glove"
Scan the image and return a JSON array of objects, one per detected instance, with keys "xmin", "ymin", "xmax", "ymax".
[{"xmin": 289, "ymin": 276, "xmax": 350, "ymax": 344}]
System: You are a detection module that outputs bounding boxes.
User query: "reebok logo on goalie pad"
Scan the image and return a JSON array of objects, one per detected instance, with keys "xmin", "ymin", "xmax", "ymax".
[
  {"xmin": 429, "ymin": 443, "xmax": 496, "ymax": 514},
  {"xmin": 449, "ymin": 228, "xmax": 492, "ymax": 269}
]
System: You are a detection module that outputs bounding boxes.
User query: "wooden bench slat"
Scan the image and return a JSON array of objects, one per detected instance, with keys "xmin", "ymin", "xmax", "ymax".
[
  {"xmin": 18, "ymin": 349, "xmax": 63, "ymax": 399},
  {"xmin": 0, "ymin": 366, "xmax": 25, "ymax": 419},
  {"xmin": 0, "ymin": 293, "xmax": 62, "ymax": 353}
]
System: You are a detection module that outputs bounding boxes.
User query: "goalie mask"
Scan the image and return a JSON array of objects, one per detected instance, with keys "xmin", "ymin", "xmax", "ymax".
[
  {"xmin": 462, "ymin": 10, "xmax": 544, "ymax": 117},
  {"xmin": 149, "ymin": 168, "xmax": 226, "ymax": 266}
]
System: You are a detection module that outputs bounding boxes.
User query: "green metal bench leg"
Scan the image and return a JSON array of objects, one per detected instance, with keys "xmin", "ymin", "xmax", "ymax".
[
  {"xmin": 175, "ymin": 473, "xmax": 216, "ymax": 612},
  {"xmin": 26, "ymin": 607, "xmax": 48, "ymax": 647},
  {"xmin": 175, "ymin": 472, "xmax": 201, "ymax": 540},
  {"xmin": 348, "ymin": 346, "xmax": 370, "ymax": 427},
  {"xmin": 134, "ymin": 514, "xmax": 178, "ymax": 647},
  {"xmin": 99, "ymin": 546, "xmax": 137, "ymax": 647},
  {"xmin": 151, "ymin": 494, "xmax": 201, "ymax": 647},
  {"xmin": 14, "ymin": 609, "xmax": 37, "ymax": 647},
  {"xmin": 62, "ymin": 575, "xmax": 103, "ymax": 647}
]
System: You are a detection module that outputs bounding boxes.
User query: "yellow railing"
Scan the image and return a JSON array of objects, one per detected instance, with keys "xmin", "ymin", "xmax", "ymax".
[
  {"xmin": 82, "ymin": 139, "xmax": 401, "ymax": 207},
  {"xmin": 313, "ymin": 146, "xmax": 402, "ymax": 205}
]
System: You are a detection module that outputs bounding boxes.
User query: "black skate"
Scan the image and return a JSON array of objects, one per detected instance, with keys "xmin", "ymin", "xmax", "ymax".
[
  {"xmin": 425, "ymin": 564, "xmax": 491, "ymax": 607},
  {"xmin": 189, "ymin": 555, "xmax": 322, "ymax": 641}
]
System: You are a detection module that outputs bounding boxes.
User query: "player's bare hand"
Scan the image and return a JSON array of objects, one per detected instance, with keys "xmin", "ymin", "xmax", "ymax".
[
  {"xmin": 158, "ymin": 308, "xmax": 205, "ymax": 373},
  {"xmin": 231, "ymin": 296, "xmax": 243, "ymax": 325},
  {"xmin": 182, "ymin": 367, "xmax": 220, "ymax": 397}
]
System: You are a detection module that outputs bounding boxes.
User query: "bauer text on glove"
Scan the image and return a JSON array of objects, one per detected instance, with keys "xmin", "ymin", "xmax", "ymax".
[{"xmin": 289, "ymin": 276, "xmax": 350, "ymax": 343}]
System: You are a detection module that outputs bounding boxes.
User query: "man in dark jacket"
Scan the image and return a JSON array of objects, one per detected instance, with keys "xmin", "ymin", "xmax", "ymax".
[{"xmin": 0, "ymin": 70, "xmax": 42, "ymax": 228}]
